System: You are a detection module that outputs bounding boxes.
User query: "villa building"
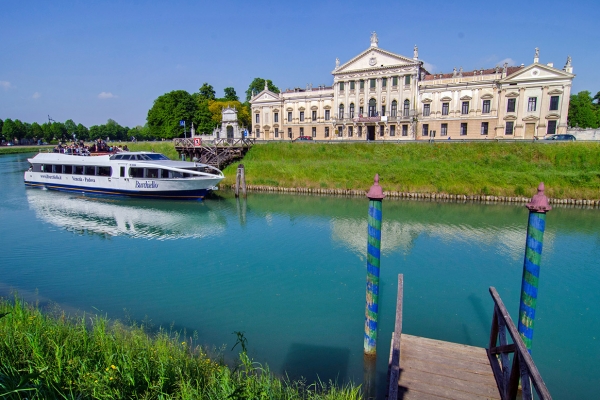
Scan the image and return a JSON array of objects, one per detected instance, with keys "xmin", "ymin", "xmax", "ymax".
[{"xmin": 250, "ymin": 33, "xmax": 574, "ymax": 141}]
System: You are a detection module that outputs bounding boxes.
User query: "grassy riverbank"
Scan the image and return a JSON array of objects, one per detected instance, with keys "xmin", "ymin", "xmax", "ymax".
[
  {"xmin": 0, "ymin": 145, "xmax": 53, "ymax": 155},
  {"xmin": 0, "ymin": 297, "xmax": 360, "ymax": 399},
  {"xmin": 217, "ymin": 142, "xmax": 600, "ymax": 199}
]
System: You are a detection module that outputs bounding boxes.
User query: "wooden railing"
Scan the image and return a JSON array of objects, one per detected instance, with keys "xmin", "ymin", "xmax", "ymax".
[
  {"xmin": 173, "ymin": 138, "xmax": 255, "ymax": 148},
  {"xmin": 387, "ymin": 274, "xmax": 403, "ymax": 400},
  {"xmin": 487, "ymin": 287, "xmax": 552, "ymax": 400}
]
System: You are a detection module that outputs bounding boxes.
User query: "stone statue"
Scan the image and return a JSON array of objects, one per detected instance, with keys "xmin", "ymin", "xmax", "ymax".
[
  {"xmin": 535, "ymin": 47, "xmax": 539, "ymax": 58},
  {"xmin": 566, "ymin": 55, "xmax": 572, "ymax": 66},
  {"xmin": 370, "ymin": 31, "xmax": 378, "ymax": 46},
  {"xmin": 503, "ymin": 62, "xmax": 508, "ymax": 73},
  {"xmin": 452, "ymin": 67, "xmax": 457, "ymax": 77},
  {"xmin": 459, "ymin": 67, "xmax": 463, "ymax": 77},
  {"xmin": 413, "ymin": 45, "xmax": 418, "ymax": 59},
  {"xmin": 335, "ymin": 57, "xmax": 340, "ymax": 68}
]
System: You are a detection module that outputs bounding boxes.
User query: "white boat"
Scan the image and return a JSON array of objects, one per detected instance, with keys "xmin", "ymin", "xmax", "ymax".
[{"xmin": 24, "ymin": 151, "xmax": 225, "ymax": 200}]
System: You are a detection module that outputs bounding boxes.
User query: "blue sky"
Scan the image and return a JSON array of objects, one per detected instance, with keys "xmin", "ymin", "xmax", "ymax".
[{"xmin": 1, "ymin": 0, "xmax": 598, "ymax": 128}]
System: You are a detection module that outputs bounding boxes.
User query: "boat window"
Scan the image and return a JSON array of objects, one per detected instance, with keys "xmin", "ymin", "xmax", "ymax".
[
  {"xmin": 170, "ymin": 171, "xmax": 182, "ymax": 178},
  {"xmin": 129, "ymin": 167, "xmax": 144, "ymax": 178},
  {"xmin": 84, "ymin": 166, "xmax": 96, "ymax": 176},
  {"xmin": 145, "ymin": 154, "xmax": 169, "ymax": 160},
  {"xmin": 98, "ymin": 166, "xmax": 111, "ymax": 177},
  {"xmin": 64, "ymin": 165, "xmax": 73, "ymax": 174},
  {"xmin": 159, "ymin": 169, "xmax": 169, "ymax": 178},
  {"xmin": 32, "ymin": 164, "xmax": 42, "ymax": 172},
  {"xmin": 74, "ymin": 166, "xmax": 84, "ymax": 175},
  {"xmin": 42, "ymin": 164, "xmax": 52, "ymax": 172},
  {"xmin": 182, "ymin": 173, "xmax": 191, "ymax": 178},
  {"xmin": 146, "ymin": 168, "xmax": 159, "ymax": 178},
  {"xmin": 112, "ymin": 154, "xmax": 124, "ymax": 160}
]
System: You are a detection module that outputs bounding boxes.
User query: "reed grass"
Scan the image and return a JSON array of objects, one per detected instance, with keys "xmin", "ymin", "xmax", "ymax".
[{"xmin": 0, "ymin": 297, "xmax": 361, "ymax": 399}]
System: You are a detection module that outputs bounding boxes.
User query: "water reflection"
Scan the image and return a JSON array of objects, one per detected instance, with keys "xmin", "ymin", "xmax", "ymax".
[{"xmin": 26, "ymin": 189, "xmax": 227, "ymax": 240}]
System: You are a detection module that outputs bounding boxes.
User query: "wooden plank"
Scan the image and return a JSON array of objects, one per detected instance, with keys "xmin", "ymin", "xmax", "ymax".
[
  {"xmin": 399, "ymin": 357, "xmax": 495, "ymax": 384},
  {"xmin": 400, "ymin": 368, "xmax": 500, "ymax": 398},
  {"xmin": 402, "ymin": 337, "xmax": 490, "ymax": 364},
  {"xmin": 400, "ymin": 351, "xmax": 493, "ymax": 376},
  {"xmin": 403, "ymin": 334, "xmax": 491, "ymax": 356},
  {"xmin": 397, "ymin": 377, "xmax": 500, "ymax": 400}
]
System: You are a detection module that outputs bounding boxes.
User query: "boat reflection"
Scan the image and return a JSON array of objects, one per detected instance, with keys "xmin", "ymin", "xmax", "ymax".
[{"xmin": 26, "ymin": 189, "xmax": 227, "ymax": 240}]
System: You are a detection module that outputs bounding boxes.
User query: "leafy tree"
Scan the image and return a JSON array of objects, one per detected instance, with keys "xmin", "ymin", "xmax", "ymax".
[
  {"xmin": 41, "ymin": 122, "xmax": 54, "ymax": 143},
  {"xmin": 30, "ymin": 122, "xmax": 44, "ymax": 141},
  {"xmin": 13, "ymin": 119, "xmax": 26, "ymax": 140},
  {"xmin": 64, "ymin": 119, "xmax": 77, "ymax": 139},
  {"xmin": 50, "ymin": 122, "xmax": 68, "ymax": 142},
  {"xmin": 2, "ymin": 119, "xmax": 16, "ymax": 141},
  {"xmin": 194, "ymin": 99, "xmax": 217, "ymax": 135},
  {"xmin": 0, "ymin": 119, "xmax": 3, "ymax": 138},
  {"xmin": 147, "ymin": 90, "xmax": 199, "ymax": 139},
  {"xmin": 568, "ymin": 91, "xmax": 599, "ymax": 129},
  {"xmin": 198, "ymin": 83, "xmax": 216, "ymax": 101},
  {"xmin": 245, "ymin": 78, "xmax": 280, "ymax": 102},
  {"xmin": 76, "ymin": 123, "xmax": 89, "ymax": 141},
  {"xmin": 223, "ymin": 87, "xmax": 239, "ymax": 102}
]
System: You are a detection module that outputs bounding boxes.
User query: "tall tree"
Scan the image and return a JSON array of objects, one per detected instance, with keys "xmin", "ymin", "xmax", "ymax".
[
  {"xmin": 568, "ymin": 91, "xmax": 599, "ymax": 129},
  {"xmin": 64, "ymin": 119, "xmax": 77, "ymax": 139},
  {"xmin": 245, "ymin": 78, "xmax": 280, "ymax": 101},
  {"xmin": 194, "ymin": 99, "xmax": 217, "ymax": 135},
  {"xmin": 2, "ymin": 119, "xmax": 16, "ymax": 141},
  {"xmin": 147, "ymin": 90, "xmax": 199, "ymax": 138},
  {"xmin": 198, "ymin": 83, "xmax": 216, "ymax": 101},
  {"xmin": 76, "ymin": 123, "xmax": 90, "ymax": 141},
  {"xmin": 31, "ymin": 122, "xmax": 44, "ymax": 141},
  {"xmin": 0, "ymin": 119, "xmax": 3, "ymax": 139},
  {"xmin": 223, "ymin": 87, "xmax": 239, "ymax": 102}
]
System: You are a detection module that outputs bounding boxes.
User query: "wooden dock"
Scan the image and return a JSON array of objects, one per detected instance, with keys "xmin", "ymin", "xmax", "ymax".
[
  {"xmin": 173, "ymin": 138, "xmax": 254, "ymax": 169},
  {"xmin": 388, "ymin": 275, "xmax": 551, "ymax": 400}
]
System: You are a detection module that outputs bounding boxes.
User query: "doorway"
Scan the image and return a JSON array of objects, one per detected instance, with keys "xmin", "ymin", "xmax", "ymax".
[
  {"xmin": 227, "ymin": 126, "xmax": 234, "ymax": 139},
  {"xmin": 367, "ymin": 126, "xmax": 375, "ymax": 141},
  {"xmin": 525, "ymin": 123, "xmax": 535, "ymax": 139}
]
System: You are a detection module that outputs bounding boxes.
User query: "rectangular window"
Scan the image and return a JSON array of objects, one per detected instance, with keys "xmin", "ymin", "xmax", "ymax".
[
  {"xmin": 312, "ymin": 127, "xmax": 316, "ymax": 137},
  {"xmin": 98, "ymin": 166, "xmax": 111, "ymax": 177},
  {"xmin": 288, "ymin": 112, "xmax": 292, "ymax": 122},
  {"xmin": 348, "ymin": 126, "xmax": 353, "ymax": 137},
  {"xmin": 84, "ymin": 166, "xmax": 96, "ymax": 176},
  {"xmin": 549, "ymin": 96, "xmax": 559, "ymax": 111},
  {"xmin": 482, "ymin": 100, "xmax": 491, "ymax": 114},
  {"xmin": 380, "ymin": 125, "xmax": 385, "ymax": 136},
  {"xmin": 370, "ymin": 79, "xmax": 376, "ymax": 89},
  {"xmin": 325, "ymin": 127, "xmax": 329, "ymax": 137},
  {"xmin": 460, "ymin": 123, "xmax": 468, "ymax": 135},
  {"xmin": 547, "ymin": 120, "xmax": 557, "ymax": 135},
  {"xmin": 339, "ymin": 82, "xmax": 344, "ymax": 91},
  {"xmin": 275, "ymin": 128, "xmax": 279, "ymax": 138},
  {"xmin": 392, "ymin": 76, "xmax": 398, "ymax": 86},
  {"xmin": 120, "ymin": 166, "xmax": 125, "ymax": 177},
  {"xmin": 505, "ymin": 121, "xmax": 514, "ymax": 135},
  {"xmin": 350, "ymin": 81, "xmax": 355, "ymax": 90},
  {"xmin": 360, "ymin": 80, "xmax": 365, "ymax": 89},
  {"xmin": 312, "ymin": 110, "xmax": 317, "ymax": 121},
  {"xmin": 300, "ymin": 127, "xmax": 304, "ymax": 136},
  {"xmin": 256, "ymin": 129, "xmax": 260, "ymax": 138},
  {"xmin": 288, "ymin": 128, "xmax": 292, "ymax": 138},
  {"xmin": 507, "ymin": 98, "xmax": 516, "ymax": 112},
  {"xmin": 442, "ymin": 102, "xmax": 449, "ymax": 115},
  {"xmin": 481, "ymin": 122, "xmax": 489, "ymax": 135},
  {"xmin": 358, "ymin": 126, "xmax": 363, "ymax": 137},
  {"xmin": 381, "ymin": 105, "xmax": 386, "ymax": 116},
  {"xmin": 423, "ymin": 104, "xmax": 430, "ymax": 117},
  {"xmin": 338, "ymin": 126, "xmax": 343, "ymax": 136},
  {"xmin": 528, "ymin": 97, "xmax": 537, "ymax": 112},
  {"xmin": 325, "ymin": 110, "xmax": 330, "ymax": 121},
  {"xmin": 402, "ymin": 125, "xmax": 408, "ymax": 136},
  {"xmin": 441, "ymin": 123, "xmax": 448, "ymax": 136},
  {"xmin": 462, "ymin": 101, "xmax": 469, "ymax": 115},
  {"xmin": 422, "ymin": 124, "xmax": 429, "ymax": 136},
  {"xmin": 390, "ymin": 125, "xmax": 396, "ymax": 136},
  {"xmin": 274, "ymin": 113, "xmax": 278, "ymax": 123},
  {"xmin": 404, "ymin": 75, "xmax": 411, "ymax": 85},
  {"xmin": 359, "ymin": 106, "xmax": 364, "ymax": 115},
  {"xmin": 146, "ymin": 168, "xmax": 159, "ymax": 178},
  {"xmin": 300, "ymin": 111, "xmax": 304, "ymax": 122},
  {"xmin": 382, "ymin": 78, "xmax": 387, "ymax": 88},
  {"xmin": 255, "ymin": 114, "xmax": 260, "ymax": 123}
]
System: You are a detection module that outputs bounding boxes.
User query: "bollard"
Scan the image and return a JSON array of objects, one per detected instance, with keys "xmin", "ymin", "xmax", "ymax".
[
  {"xmin": 518, "ymin": 182, "xmax": 551, "ymax": 353},
  {"xmin": 235, "ymin": 164, "xmax": 246, "ymax": 198},
  {"xmin": 364, "ymin": 174, "xmax": 385, "ymax": 357}
]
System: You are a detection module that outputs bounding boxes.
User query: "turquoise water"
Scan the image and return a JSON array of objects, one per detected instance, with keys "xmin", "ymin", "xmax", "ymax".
[{"xmin": 1, "ymin": 153, "xmax": 599, "ymax": 399}]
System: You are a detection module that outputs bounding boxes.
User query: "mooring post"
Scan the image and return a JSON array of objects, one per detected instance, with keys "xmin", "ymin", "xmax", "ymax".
[
  {"xmin": 364, "ymin": 174, "xmax": 385, "ymax": 357},
  {"xmin": 518, "ymin": 182, "xmax": 551, "ymax": 353},
  {"xmin": 235, "ymin": 164, "xmax": 246, "ymax": 198}
]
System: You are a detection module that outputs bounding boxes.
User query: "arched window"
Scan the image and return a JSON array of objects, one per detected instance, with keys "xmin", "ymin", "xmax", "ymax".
[
  {"xmin": 349, "ymin": 103, "xmax": 355, "ymax": 118},
  {"xmin": 338, "ymin": 104, "xmax": 345, "ymax": 119},
  {"xmin": 391, "ymin": 100, "xmax": 398, "ymax": 117},
  {"xmin": 403, "ymin": 99, "xmax": 410, "ymax": 117},
  {"xmin": 368, "ymin": 99, "xmax": 377, "ymax": 117}
]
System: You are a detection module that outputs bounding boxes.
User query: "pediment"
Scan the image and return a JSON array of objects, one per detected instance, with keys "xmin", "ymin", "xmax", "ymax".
[
  {"xmin": 440, "ymin": 96, "xmax": 452, "ymax": 102},
  {"xmin": 286, "ymin": 107, "xmax": 293, "ymax": 111},
  {"xmin": 545, "ymin": 113, "xmax": 561, "ymax": 119},
  {"xmin": 323, "ymin": 105, "xmax": 331, "ymax": 110},
  {"xmin": 334, "ymin": 47, "xmax": 417, "ymax": 75},
  {"xmin": 548, "ymin": 89, "xmax": 563, "ymax": 95},
  {"xmin": 522, "ymin": 115, "xmax": 539, "ymax": 122},
  {"xmin": 505, "ymin": 92, "xmax": 519, "ymax": 98},
  {"xmin": 273, "ymin": 108, "xmax": 280, "ymax": 112},
  {"xmin": 311, "ymin": 106, "xmax": 318, "ymax": 110},
  {"xmin": 501, "ymin": 63, "xmax": 574, "ymax": 83},
  {"xmin": 503, "ymin": 115, "xmax": 517, "ymax": 121},
  {"xmin": 481, "ymin": 93, "xmax": 494, "ymax": 99},
  {"xmin": 251, "ymin": 90, "xmax": 280, "ymax": 102},
  {"xmin": 460, "ymin": 95, "xmax": 472, "ymax": 101},
  {"xmin": 298, "ymin": 107, "xmax": 305, "ymax": 111},
  {"xmin": 421, "ymin": 98, "xmax": 433, "ymax": 103}
]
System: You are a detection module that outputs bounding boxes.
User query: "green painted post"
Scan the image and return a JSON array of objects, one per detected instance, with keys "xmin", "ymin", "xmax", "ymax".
[
  {"xmin": 518, "ymin": 182, "xmax": 551, "ymax": 353},
  {"xmin": 364, "ymin": 174, "xmax": 385, "ymax": 357}
]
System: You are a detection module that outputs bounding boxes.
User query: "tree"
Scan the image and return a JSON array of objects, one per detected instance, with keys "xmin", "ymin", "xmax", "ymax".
[
  {"xmin": 0, "ymin": 119, "xmax": 3, "ymax": 139},
  {"xmin": 50, "ymin": 122, "xmax": 67, "ymax": 142},
  {"xmin": 568, "ymin": 91, "xmax": 599, "ymax": 129},
  {"xmin": 30, "ymin": 122, "xmax": 44, "ymax": 141},
  {"xmin": 198, "ymin": 83, "xmax": 216, "ymax": 101},
  {"xmin": 245, "ymin": 78, "xmax": 280, "ymax": 101},
  {"xmin": 223, "ymin": 87, "xmax": 239, "ymax": 102},
  {"xmin": 2, "ymin": 119, "xmax": 16, "ymax": 141},
  {"xmin": 13, "ymin": 119, "xmax": 26, "ymax": 141},
  {"xmin": 64, "ymin": 119, "xmax": 77, "ymax": 140},
  {"xmin": 207, "ymin": 100, "xmax": 251, "ymax": 129},
  {"xmin": 76, "ymin": 123, "xmax": 89, "ymax": 141},
  {"xmin": 194, "ymin": 99, "xmax": 217, "ymax": 135},
  {"xmin": 147, "ymin": 90, "xmax": 199, "ymax": 139}
]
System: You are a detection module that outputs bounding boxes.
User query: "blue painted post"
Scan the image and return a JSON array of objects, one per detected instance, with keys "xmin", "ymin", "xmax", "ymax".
[
  {"xmin": 364, "ymin": 174, "xmax": 385, "ymax": 357},
  {"xmin": 518, "ymin": 182, "xmax": 551, "ymax": 353}
]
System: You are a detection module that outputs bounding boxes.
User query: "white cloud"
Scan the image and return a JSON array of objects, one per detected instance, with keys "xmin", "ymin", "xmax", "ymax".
[
  {"xmin": 422, "ymin": 61, "xmax": 435, "ymax": 72},
  {"xmin": 32, "ymin": 92, "xmax": 41, "ymax": 99},
  {"xmin": 0, "ymin": 81, "xmax": 12, "ymax": 90},
  {"xmin": 98, "ymin": 92, "xmax": 118, "ymax": 99},
  {"xmin": 497, "ymin": 58, "xmax": 516, "ymax": 67}
]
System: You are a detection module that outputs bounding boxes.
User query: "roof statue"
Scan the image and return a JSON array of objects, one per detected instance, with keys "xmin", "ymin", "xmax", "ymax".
[
  {"xmin": 535, "ymin": 47, "xmax": 539, "ymax": 58},
  {"xmin": 335, "ymin": 57, "xmax": 340, "ymax": 69},
  {"xmin": 566, "ymin": 55, "xmax": 572, "ymax": 67},
  {"xmin": 459, "ymin": 66, "xmax": 463, "ymax": 77},
  {"xmin": 264, "ymin": 80, "xmax": 268, "ymax": 91},
  {"xmin": 452, "ymin": 67, "xmax": 457, "ymax": 77},
  {"xmin": 413, "ymin": 44, "xmax": 418, "ymax": 60},
  {"xmin": 370, "ymin": 31, "xmax": 378, "ymax": 47}
]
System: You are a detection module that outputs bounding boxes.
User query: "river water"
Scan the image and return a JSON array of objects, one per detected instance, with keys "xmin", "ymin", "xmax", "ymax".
[{"xmin": 1, "ymin": 153, "xmax": 598, "ymax": 398}]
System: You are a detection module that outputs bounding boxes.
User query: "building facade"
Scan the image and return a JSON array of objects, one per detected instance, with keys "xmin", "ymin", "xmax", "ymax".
[{"xmin": 250, "ymin": 34, "xmax": 575, "ymax": 141}]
